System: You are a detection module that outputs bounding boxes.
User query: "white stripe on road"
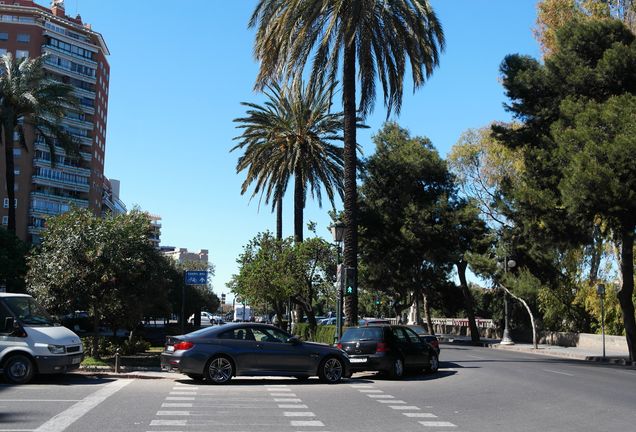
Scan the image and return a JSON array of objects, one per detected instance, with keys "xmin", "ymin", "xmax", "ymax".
[
  {"xmin": 390, "ymin": 405, "xmax": 420, "ymax": 410},
  {"xmin": 368, "ymin": 394, "xmax": 394, "ymax": 399},
  {"xmin": 467, "ymin": 354, "xmax": 484, "ymax": 359},
  {"xmin": 0, "ymin": 400, "xmax": 80, "ymax": 402},
  {"xmin": 274, "ymin": 398, "xmax": 302, "ymax": 402},
  {"xmin": 284, "ymin": 412, "xmax": 315, "ymax": 417},
  {"xmin": 173, "ymin": 385, "xmax": 198, "ymax": 389},
  {"xmin": 161, "ymin": 403, "xmax": 193, "ymax": 408},
  {"xmin": 403, "ymin": 413, "xmax": 437, "ymax": 418},
  {"xmin": 359, "ymin": 389, "xmax": 383, "ymax": 393},
  {"xmin": 419, "ymin": 421, "xmax": 457, "ymax": 427},
  {"xmin": 378, "ymin": 399, "xmax": 405, "ymax": 403},
  {"xmin": 34, "ymin": 379, "xmax": 133, "ymax": 432},
  {"xmin": 267, "ymin": 387, "xmax": 291, "ymax": 391},
  {"xmin": 290, "ymin": 420, "xmax": 324, "ymax": 427},
  {"xmin": 271, "ymin": 393, "xmax": 297, "ymax": 397},
  {"xmin": 156, "ymin": 411, "xmax": 190, "ymax": 416},
  {"xmin": 543, "ymin": 369, "xmax": 574, "ymax": 377},
  {"xmin": 350, "ymin": 385, "xmax": 374, "ymax": 388},
  {"xmin": 149, "ymin": 420, "xmax": 187, "ymax": 426},
  {"xmin": 169, "ymin": 391, "xmax": 196, "ymax": 395},
  {"xmin": 278, "ymin": 404, "xmax": 308, "ymax": 408},
  {"xmin": 165, "ymin": 397, "xmax": 195, "ymax": 400}
]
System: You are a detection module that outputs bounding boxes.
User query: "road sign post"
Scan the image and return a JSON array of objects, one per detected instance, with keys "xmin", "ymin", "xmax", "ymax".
[
  {"xmin": 182, "ymin": 271, "xmax": 208, "ymax": 333},
  {"xmin": 597, "ymin": 283, "xmax": 606, "ymax": 359}
]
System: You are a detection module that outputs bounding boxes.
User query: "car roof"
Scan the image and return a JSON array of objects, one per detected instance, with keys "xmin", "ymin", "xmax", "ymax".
[{"xmin": 185, "ymin": 322, "xmax": 288, "ymax": 337}]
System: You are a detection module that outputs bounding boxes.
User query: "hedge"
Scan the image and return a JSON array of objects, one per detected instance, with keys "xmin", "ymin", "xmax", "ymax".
[{"xmin": 293, "ymin": 323, "xmax": 337, "ymax": 345}]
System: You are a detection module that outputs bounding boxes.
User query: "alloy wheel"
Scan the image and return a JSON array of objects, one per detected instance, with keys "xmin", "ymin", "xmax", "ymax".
[
  {"xmin": 321, "ymin": 358, "xmax": 343, "ymax": 383},
  {"xmin": 207, "ymin": 357, "xmax": 233, "ymax": 384}
]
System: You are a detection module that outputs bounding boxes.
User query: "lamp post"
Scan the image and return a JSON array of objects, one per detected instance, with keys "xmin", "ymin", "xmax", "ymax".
[
  {"xmin": 597, "ymin": 283, "xmax": 606, "ymax": 359},
  {"xmin": 500, "ymin": 258, "xmax": 516, "ymax": 345},
  {"xmin": 330, "ymin": 220, "xmax": 346, "ymax": 342}
]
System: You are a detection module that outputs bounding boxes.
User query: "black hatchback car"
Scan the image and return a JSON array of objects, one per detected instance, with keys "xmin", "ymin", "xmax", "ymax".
[
  {"xmin": 161, "ymin": 323, "xmax": 350, "ymax": 384},
  {"xmin": 337, "ymin": 325, "xmax": 439, "ymax": 379}
]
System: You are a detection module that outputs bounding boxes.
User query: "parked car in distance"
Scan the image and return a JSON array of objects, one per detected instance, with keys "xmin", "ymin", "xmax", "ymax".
[
  {"xmin": 319, "ymin": 317, "xmax": 337, "ymax": 325},
  {"xmin": 406, "ymin": 325, "xmax": 441, "ymax": 356},
  {"xmin": 358, "ymin": 318, "xmax": 391, "ymax": 326},
  {"xmin": 337, "ymin": 325, "xmax": 438, "ymax": 379},
  {"xmin": 188, "ymin": 311, "xmax": 214, "ymax": 325},
  {"xmin": 161, "ymin": 323, "xmax": 350, "ymax": 384},
  {"xmin": 0, "ymin": 293, "xmax": 83, "ymax": 384}
]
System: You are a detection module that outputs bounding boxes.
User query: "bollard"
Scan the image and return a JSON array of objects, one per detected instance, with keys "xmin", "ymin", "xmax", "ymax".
[{"xmin": 114, "ymin": 348, "xmax": 121, "ymax": 373}]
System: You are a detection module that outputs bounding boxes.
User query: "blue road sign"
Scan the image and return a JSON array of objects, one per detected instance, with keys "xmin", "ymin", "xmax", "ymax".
[{"xmin": 184, "ymin": 270, "xmax": 208, "ymax": 285}]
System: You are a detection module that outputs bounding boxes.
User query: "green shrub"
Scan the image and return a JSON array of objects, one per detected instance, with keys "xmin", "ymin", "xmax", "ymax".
[
  {"xmin": 120, "ymin": 337, "xmax": 151, "ymax": 355},
  {"xmin": 294, "ymin": 323, "xmax": 337, "ymax": 345}
]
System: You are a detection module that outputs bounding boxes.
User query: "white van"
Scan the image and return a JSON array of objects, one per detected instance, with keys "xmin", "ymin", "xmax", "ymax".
[{"xmin": 0, "ymin": 293, "xmax": 83, "ymax": 384}]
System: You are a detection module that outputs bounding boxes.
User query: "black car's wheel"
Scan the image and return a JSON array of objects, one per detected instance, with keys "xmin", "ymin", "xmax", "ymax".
[
  {"xmin": 3, "ymin": 354, "xmax": 35, "ymax": 384},
  {"xmin": 387, "ymin": 357, "xmax": 404, "ymax": 380},
  {"xmin": 318, "ymin": 357, "xmax": 343, "ymax": 384},
  {"xmin": 425, "ymin": 354, "xmax": 439, "ymax": 373},
  {"xmin": 205, "ymin": 356, "xmax": 234, "ymax": 384},
  {"xmin": 187, "ymin": 374, "xmax": 204, "ymax": 382}
]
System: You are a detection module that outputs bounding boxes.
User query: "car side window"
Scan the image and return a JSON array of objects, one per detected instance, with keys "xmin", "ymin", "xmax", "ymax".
[
  {"xmin": 404, "ymin": 327, "xmax": 423, "ymax": 344},
  {"xmin": 263, "ymin": 327, "xmax": 290, "ymax": 343},
  {"xmin": 392, "ymin": 328, "xmax": 409, "ymax": 343},
  {"xmin": 219, "ymin": 328, "xmax": 254, "ymax": 340},
  {"xmin": 252, "ymin": 328, "xmax": 277, "ymax": 342}
]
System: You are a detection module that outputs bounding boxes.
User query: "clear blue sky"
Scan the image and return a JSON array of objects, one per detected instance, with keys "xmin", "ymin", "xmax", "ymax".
[{"xmin": 51, "ymin": 1, "xmax": 541, "ymax": 298}]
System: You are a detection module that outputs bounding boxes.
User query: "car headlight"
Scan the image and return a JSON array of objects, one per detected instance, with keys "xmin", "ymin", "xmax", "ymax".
[{"xmin": 48, "ymin": 344, "xmax": 66, "ymax": 354}]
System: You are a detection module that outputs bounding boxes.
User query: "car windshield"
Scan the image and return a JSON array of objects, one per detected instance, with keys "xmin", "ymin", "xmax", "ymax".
[
  {"xmin": 3, "ymin": 297, "xmax": 56, "ymax": 326},
  {"xmin": 341, "ymin": 327, "xmax": 384, "ymax": 342}
]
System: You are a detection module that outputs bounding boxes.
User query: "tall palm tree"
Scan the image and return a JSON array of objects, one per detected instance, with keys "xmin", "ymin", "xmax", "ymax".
[
  {"xmin": 250, "ymin": 0, "xmax": 445, "ymax": 325},
  {"xmin": 0, "ymin": 53, "xmax": 78, "ymax": 233},
  {"xmin": 232, "ymin": 79, "xmax": 346, "ymax": 243}
]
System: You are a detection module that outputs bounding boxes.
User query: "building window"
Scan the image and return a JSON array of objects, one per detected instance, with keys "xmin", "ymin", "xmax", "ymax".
[
  {"xmin": 16, "ymin": 33, "xmax": 30, "ymax": 43},
  {"xmin": 0, "ymin": 32, "xmax": 7, "ymax": 41},
  {"xmin": 16, "ymin": 50, "xmax": 28, "ymax": 59},
  {"xmin": 0, "ymin": 48, "xmax": 6, "ymax": 55},
  {"xmin": 3, "ymin": 198, "xmax": 17, "ymax": 208},
  {"xmin": 14, "ymin": 169, "xmax": 20, "ymax": 176},
  {"xmin": 1, "ymin": 216, "xmax": 7, "ymax": 225},
  {"xmin": 12, "ymin": 148, "xmax": 21, "ymax": 157}
]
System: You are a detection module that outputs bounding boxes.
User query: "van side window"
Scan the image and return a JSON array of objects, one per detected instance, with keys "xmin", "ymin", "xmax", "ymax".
[{"xmin": 0, "ymin": 302, "xmax": 13, "ymax": 334}]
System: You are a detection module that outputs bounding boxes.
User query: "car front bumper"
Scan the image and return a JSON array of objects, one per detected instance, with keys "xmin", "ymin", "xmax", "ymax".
[{"xmin": 34, "ymin": 353, "xmax": 83, "ymax": 374}]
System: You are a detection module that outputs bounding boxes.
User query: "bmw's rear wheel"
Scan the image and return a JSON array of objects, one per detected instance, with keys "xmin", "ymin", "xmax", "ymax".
[
  {"xmin": 319, "ymin": 357, "xmax": 343, "ymax": 384},
  {"xmin": 387, "ymin": 357, "xmax": 404, "ymax": 380},
  {"xmin": 205, "ymin": 356, "xmax": 233, "ymax": 384}
]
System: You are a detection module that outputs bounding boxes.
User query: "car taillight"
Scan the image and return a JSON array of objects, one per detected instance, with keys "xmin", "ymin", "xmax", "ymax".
[
  {"xmin": 173, "ymin": 341, "xmax": 194, "ymax": 351},
  {"xmin": 336, "ymin": 343, "xmax": 342, "ymax": 350},
  {"xmin": 376, "ymin": 342, "xmax": 390, "ymax": 352}
]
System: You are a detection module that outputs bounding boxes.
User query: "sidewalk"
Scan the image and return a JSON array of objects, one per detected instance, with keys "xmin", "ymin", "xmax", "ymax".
[{"xmin": 441, "ymin": 335, "xmax": 634, "ymax": 367}]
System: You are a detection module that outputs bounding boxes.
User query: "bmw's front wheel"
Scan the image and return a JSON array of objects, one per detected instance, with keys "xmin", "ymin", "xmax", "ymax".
[{"xmin": 319, "ymin": 357, "xmax": 343, "ymax": 384}]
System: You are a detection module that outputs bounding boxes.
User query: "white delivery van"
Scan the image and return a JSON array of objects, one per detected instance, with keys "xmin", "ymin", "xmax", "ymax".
[
  {"xmin": 0, "ymin": 293, "xmax": 83, "ymax": 384},
  {"xmin": 233, "ymin": 305, "xmax": 252, "ymax": 322}
]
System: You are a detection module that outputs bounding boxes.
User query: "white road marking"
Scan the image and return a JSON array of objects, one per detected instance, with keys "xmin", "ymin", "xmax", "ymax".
[
  {"xmin": 290, "ymin": 420, "xmax": 324, "ymax": 427},
  {"xmin": 403, "ymin": 413, "xmax": 437, "ymax": 418},
  {"xmin": 267, "ymin": 387, "xmax": 291, "ymax": 391},
  {"xmin": 350, "ymin": 385, "xmax": 374, "ymax": 388},
  {"xmin": 390, "ymin": 405, "xmax": 420, "ymax": 410},
  {"xmin": 149, "ymin": 420, "xmax": 187, "ymax": 426},
  {"xmin": 169, "ymin": 391, "xmax": 196, "ymax": 395},
  {"xmin": 274, "ymin": 398, "xmax": 302, "ymax": 402},
  {"xmin": 165, "ymin": 397, "xmax": 195, "ymax": 400},
  {"xmin": 162, "ymin": 403, "xmax": 193, "ymax": 408},
  {"xmin": 368, "ymin": 394, "xmax": 394, "ymax": 399},
  {"xmin": 156, "ymin": 410, "xmax": 190, "ymax": 416},
  {"xmin": 271, "ymin": 392, "xmax": 297, "ymax": 397},
  {"xmin": 378, "ymin": 399, "xmax": 405, "ymax": 403},
  {"xmin": 278, "ymin": 404, "xmax": 308, "ymax": 408},
  {"xmin": 543, "ymin": 369, "xmax": 574, "ymax": 377},
  {"xmin": 284, "ymin": 412, "xmax": 315, "ymax": 417},
  {"xmin": 419, "ymin": 421, "xmax": 457, "ymax": 427},
  {"xmin": 0, "ymin": 400, "xmax": 80, "ymax": 402},
  {"xmin": 33, "ymin": 379, "xmax": 133, "ymax": 432},
  {"xmin": 359, "ymin": 389, "xmax": 383, "ymax": 393},
  {"xmin": 467, "ymin": 354, "xmax": 484, "ymax": 359},
  {"xmin": 267, "ymin": 384, "xmax": 289, "ymax": 387}
]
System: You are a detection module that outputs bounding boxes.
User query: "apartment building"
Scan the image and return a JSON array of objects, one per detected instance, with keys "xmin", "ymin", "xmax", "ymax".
[
  {"xmin": 0, "ymin": 0, "xmax": 110, "ymax": 243},
  {"xmin": 161, "ymin": 247, "xmax": 209, "ymax": 265}
]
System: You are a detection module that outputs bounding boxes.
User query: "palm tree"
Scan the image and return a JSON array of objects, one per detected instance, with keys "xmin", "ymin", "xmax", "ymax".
[
  {"xmin": 0, "ymin": 53, "xmax": 78, "ymax": 233},
  {"xmin": 232, "ymin": 79, "xmax": 346, "ymax": 243},
  {"xmin": 250, "ymin": 0, "xmax": 445, "ymax": 325}
]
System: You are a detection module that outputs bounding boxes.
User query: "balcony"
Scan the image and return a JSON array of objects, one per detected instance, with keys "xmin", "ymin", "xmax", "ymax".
[
  {"xmin": 42, "ymin": 61, "xmax": 97, "ymax": 86},
  {"xmin": 32, "ymin": 175, "xmax": 90, "ymax": 193},
  {"xmin": 62, "ymin": 117, "xmax": 94, "ymax": 131},
  {"xmin": 32, "ymin": 158, "xmax": 91, "ymax": 177},
  {"xmin": 42, "ymin": 43, "xmax": 98, "ymax": 66}
]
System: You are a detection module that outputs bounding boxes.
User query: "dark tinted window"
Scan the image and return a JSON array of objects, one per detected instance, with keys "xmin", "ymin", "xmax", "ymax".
[
  {"xmin": 404, "ymin": 327, "xmax": 422, "ymax": 343},
  {"xmin": 392, "ymin": 327, "xmax": 409, "ymax": 342},
  {"xmin": 218, "ymin": 328, "xmax": 254, "ymax": 340},
  {"xmin": 341, "ymin": 327, "xmax": 384, "ymax": 342}
]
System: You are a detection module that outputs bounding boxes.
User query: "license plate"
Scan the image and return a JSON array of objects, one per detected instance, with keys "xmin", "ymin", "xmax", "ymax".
[
  {"xmin": 71, "ymin": 356, "xmax": 82, "ymax": 364},
  {"xmin": 350, "ymin": 357, "xmax": 367, "ymax": 363},
  {"xmin": 166, "ymin": 345, "xmax": 174, "ymax": 352}
]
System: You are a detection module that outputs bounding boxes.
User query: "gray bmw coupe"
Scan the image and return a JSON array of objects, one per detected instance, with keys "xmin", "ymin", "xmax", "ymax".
[{"xmin": 161, "ymin": 323, "xmax": 350, "ymax": 384}]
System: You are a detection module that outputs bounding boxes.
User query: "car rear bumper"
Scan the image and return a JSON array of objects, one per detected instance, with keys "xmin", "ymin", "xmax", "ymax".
[{"xmin": 347, "ymin": 353, "xmax": 393, "ymax": 372}]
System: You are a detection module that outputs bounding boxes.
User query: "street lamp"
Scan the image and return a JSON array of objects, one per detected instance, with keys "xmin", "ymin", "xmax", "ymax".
[
  {"xmin": 330, "ymin": 220, "xmax": 346, "ymax": 342},
  {"xmin": 500, "ymin": 258, "xmax": 516, "ymax": 345},
  {"xmin": 597, "ymin": 283, "xmax": 606, "ymax": 359}
]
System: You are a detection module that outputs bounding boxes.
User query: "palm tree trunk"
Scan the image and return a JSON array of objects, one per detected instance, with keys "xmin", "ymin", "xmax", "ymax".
[
  {"xmin": 3, "ymin": 122, "xmax": 17, "ymax": 233},
  {"xmin": 342, "ymin": 37, "xmax": 358, "ymax": 327},
  {"xmin": 617, "ymin": 222, "xmax": 635, "ymax": 362},
  {"xmin": 457, "ymin": 260, "xmax": 480, "ymax": 344},
  {"xmin": 276, "ymin": 195, "xmax": 283, "ymax": 240},
  {"xmin": 294, "ymin": 171, "xmax": 304, "ymax": 243}
]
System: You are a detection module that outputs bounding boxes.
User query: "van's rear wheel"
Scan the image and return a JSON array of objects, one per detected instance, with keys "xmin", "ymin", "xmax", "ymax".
[{"xmin": 4, "ymin": 354, "xmax": 35, "ymax": 384}]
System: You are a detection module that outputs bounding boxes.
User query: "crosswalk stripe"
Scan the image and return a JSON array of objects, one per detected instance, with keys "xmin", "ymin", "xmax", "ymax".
[
  {"xmin": 390, "ymin": 406, "xmax": 420, "ymax": 410},
  {"xmin": 156, "ymin": 411, "xmax": 189, "ymax": 416},
  {"xmin": 149, "ymin": 420, "xmax": 187, "ymax": 426},
  {"xmin": 290, "ymin": 420, "xmax": 324, "ymax": 427},
  {"xmin": 165, "ymin": 397, "xmax": 195, "ymax": 401},
  {"xmin": 284, "ymin": 412, "xmax": 315, "ymax": 417},
  {"xmin": 162, "ymin": 403, "xmax": 193, "ymax": 408},
  {"xmin": 418, "ymin": 421, "xmax": 456, "ymax": 427},
  {"xmin": 403, "ymin": 413, "xmax": 437, "ymax": 418},
  {"xmin": 278, "ymin": 404, "xmax": 308, "ymax": 408}
]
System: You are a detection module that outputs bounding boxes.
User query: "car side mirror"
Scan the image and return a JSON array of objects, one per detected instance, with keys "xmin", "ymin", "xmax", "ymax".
[
  {"xmin": 3, "ymin": 316, "xmax": 14, "ymax": 332},
  {"xmin": 287, "ymin": 336, "xmax": 301, "ymax": 345}
]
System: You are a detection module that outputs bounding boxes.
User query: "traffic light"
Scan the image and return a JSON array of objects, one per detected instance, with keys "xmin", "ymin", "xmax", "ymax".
[
  {"xmin": 344, "ymin": 267, "xmax": 356, "ymax": 296},
  {"xmin": 375, "ymin": 297, "xmax": 381, "ymax": 305},
  {"xmin": 221, "ymin": 293, "xmax": 226, "ymax": 304}
]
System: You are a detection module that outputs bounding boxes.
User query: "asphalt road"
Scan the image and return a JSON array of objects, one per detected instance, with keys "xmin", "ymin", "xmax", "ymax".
[{"xmin": 1, "ymin": 345, "xmax": 634, "ymax": 432}]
